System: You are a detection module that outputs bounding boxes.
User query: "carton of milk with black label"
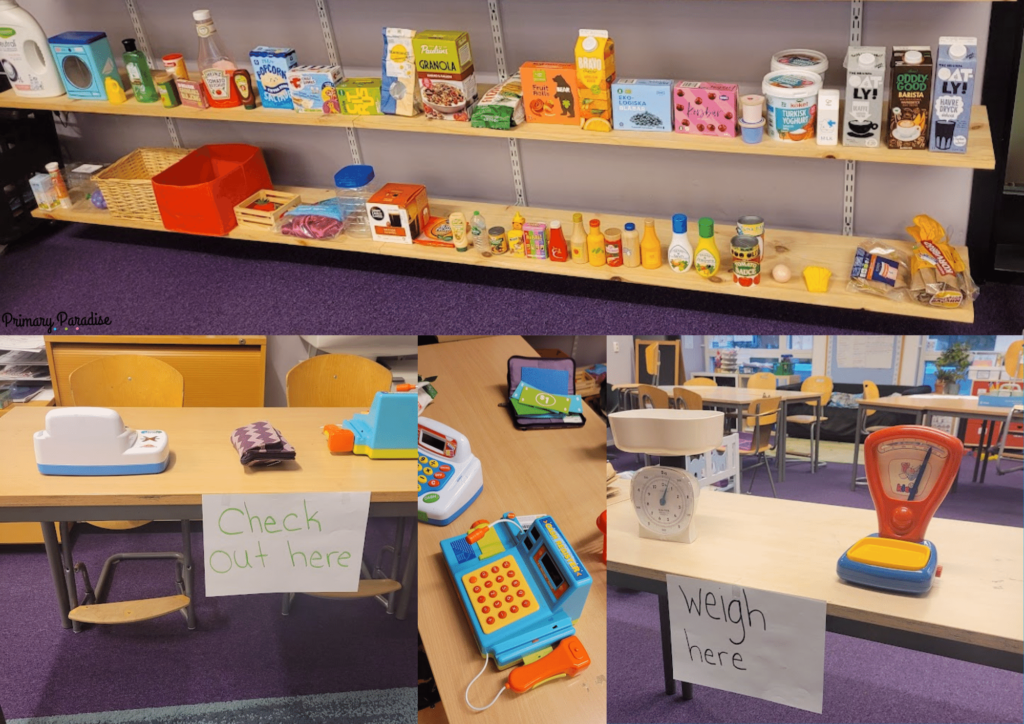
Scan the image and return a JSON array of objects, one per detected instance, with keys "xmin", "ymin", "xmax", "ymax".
[
  {"xmin": 930, "ymin": 37, "xmax": 977, "ymax": 154},
  {"xmin": 842, "ymin": 46, "xmax": 886, "ymax": 148}
]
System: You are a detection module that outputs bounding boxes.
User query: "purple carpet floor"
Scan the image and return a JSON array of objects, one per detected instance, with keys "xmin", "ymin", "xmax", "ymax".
[
  {"xmin": 0, "ymin": 519, "xmax": 416, "ymax": 720},
  {"xmin": 607, "ymin": 449, "xmax": 1024, "ymax": 723},
  {"xmin": 1, "ymin": 223, "xmax": 1022, "ymax": 333}
]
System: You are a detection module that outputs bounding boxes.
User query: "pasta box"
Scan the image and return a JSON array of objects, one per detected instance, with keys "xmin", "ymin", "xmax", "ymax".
[
  {"xmin": 414, "ymin": 30, "xmax": 478, "ymax": 121},
  {"xmin": 366, "ymin": 183, "xmax": 431, "ymax": 243}
]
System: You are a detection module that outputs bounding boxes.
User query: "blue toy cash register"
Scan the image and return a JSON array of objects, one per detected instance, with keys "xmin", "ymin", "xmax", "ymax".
[
  {"xmin": 323, "ymin": 391, "xmax": 418, "ymax": 459},
  {"xmin": 417, "ymin": 417, "xmax": 483, "ymax": 526}
]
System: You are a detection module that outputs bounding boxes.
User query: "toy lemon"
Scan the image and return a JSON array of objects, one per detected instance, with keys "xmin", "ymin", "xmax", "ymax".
[{"xmin": 802, "ymin": 266, "xmax": 832, "ymax": 293}]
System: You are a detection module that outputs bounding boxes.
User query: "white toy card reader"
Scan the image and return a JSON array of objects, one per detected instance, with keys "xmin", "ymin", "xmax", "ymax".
[
  {"xmin": 34, "ymin": 407, "xmax": 170, "ymax": 476},
  {"xmin": 417, "ymin": 417, "xmax": 483, "ymax": 526}
]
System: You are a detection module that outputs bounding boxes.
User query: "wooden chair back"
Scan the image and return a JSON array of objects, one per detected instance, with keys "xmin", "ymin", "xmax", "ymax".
[
  {"xmin": 1006, "ymin": 340, "xmax": 1023, "ymax": 382},
  {"xmin": 683, "ymin": 377, "xmax": 717, "ymax": 387},
  {"xmin": 801, "ymin": 375, "xmax": 834, "ymax": 408},
  {"xmin": 69, "ymin": 355, "xmax": 184, "ymax": 407},
  {"xmin": 286, "ymin": 354, "xmax": 392, "ymax": 407},
  {"xmin": 637, "ymin": 384, "xmax": 670, "ymax": 410},
  {"xmin": 743, "ymin": 396, "xmax": 781, "ymax": 455},
  {"xmin": 747, "ymin": 372, "xmax": 777, "ymax": 391},
  {"xmin": 671, "ymin": 386, "xmax": 703, "ymax": 412}
]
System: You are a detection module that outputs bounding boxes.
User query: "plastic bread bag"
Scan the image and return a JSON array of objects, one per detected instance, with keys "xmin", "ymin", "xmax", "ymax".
[
  {"xmin": 847, "ymin": 243, "xmax": 911, "ymax": 302},
  {"xmin": 906, "ymin": 215, "xmax": 978, "ymax": 309},
  {"xmin": 471, "ymin": 73, "xmax": 525, "ymax": 130}
]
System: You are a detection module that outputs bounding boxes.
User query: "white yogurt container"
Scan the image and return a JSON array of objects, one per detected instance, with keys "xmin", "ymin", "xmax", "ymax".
[
  {"xmin": 771, "ymin": 49, "xmax": 830, "ymax": 85},
  {"xmin": 762, "ymin": 70, "xmax": 822, "ymax": 142}
]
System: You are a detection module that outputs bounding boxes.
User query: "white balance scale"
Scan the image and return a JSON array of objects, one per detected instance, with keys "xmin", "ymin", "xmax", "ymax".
[{"xmin": 609, "ymin": 409, "xmax": 725, "ymax": 544}]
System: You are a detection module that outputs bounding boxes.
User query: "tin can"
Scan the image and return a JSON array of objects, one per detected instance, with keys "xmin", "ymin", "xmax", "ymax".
[
  {"xmin": 162, "ymin": 54, "xmax": 189, "ymax": 81},
  {"xmin": 153, "ymin": 72, "xmax": 182, "ymax": 109},
  {"xmin": 605, "ymin": 227, "xmax": 623, "ymax": 267},
  {"xmin": 737, "ymin": 215, "xmax": 765, "ymax": 258},
  {"xmin": 488, "ymin": 226, "xmax": 508, "ymax": 255},
  {"xmin": 731, "ymin": 234, "xmax": 761, "ymax": 287}
]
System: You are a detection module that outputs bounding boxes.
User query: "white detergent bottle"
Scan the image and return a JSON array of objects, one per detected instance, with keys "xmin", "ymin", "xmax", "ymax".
[
  {"xmin": 0, "ymin": 0, "xmax": 65, "ymax": 97},
  {"xmin": 668, "ymin": 213, "xmax": 693, "ymax": 273}
]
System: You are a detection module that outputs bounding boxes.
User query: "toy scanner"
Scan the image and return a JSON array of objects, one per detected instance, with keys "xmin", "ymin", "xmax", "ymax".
[
  {"xmin": 323, "ymin": 391, "xmax": 418, "ymax": 459},
  {"xmin": 417, "ymin": 417, "xmax": 482, "ymax": 525},
  {"xmin": 34, "ymin": 407, "xmax": 169, "ymax": 476}
]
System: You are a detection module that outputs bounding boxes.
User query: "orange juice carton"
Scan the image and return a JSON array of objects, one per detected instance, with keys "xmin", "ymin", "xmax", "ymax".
[
  {"xmin": 575, "ymin": 29, "xmax": 616, "ymax": 132},
  {"xmin": 520, "ymin": 62, "xmax": 580, "ymax": 125},
  {"xmin": 414, "ymin": 30, "xmax": 478, "ymax": 122},
  {"xmin": 366, "ymin": 183, "xmax": 430, "ymax": 244},
  {"xmin": 673, "ymin": 81, "xmax": 738, "ymax": 137}
]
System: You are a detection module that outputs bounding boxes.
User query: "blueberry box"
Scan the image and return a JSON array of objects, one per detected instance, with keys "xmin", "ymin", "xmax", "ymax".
[{"xmin": 611, "ymin": 79, "xmax": 673, "ymax": 132}]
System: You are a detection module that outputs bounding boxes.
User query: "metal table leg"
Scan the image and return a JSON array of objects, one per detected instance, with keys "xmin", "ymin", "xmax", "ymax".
[
  {"xmin": 973, "ymin": 420, "xmax": 987, "ymax": 482},
  {"xmin": 657, "ymin": 590, "xmax": 676, "ymax": 696},
  {"xmin": 979, "ymin": 419, "xmax": 997, "ymax": 483},
  {"xmin": 850, "ymin": 405, "xmax": 865, "ymax": 490},
  {"xmin": 58, "ymin": 521, "xmax": 81, "ymax": 633},
  {"xmin": 385, "ymin": 517, "xmax": 406, "ymax": 615},
  {"xmin": 394, "ymin": 515, "xmax": 417, "ymax": 621},
  {"xmin": 777, "ymin": 400, "xmax": 788, "ymax": 484},
  {"xmin": 40, "ymin": 521, "xmax": 72, "ymax": 630}
]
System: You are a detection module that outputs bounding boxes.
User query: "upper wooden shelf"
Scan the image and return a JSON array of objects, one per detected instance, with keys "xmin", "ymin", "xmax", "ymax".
[
  {"xmin": 0, "ymin": 89, "xmax": 996, "ymax": 170},
  {"xmin": 31, "ymin": 185, "xmax": 975, "ymax": 323}
]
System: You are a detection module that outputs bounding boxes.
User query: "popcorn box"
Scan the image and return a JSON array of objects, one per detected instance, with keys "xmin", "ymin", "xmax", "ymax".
[
  {"xmin": 612, "ymin": 79, "xmax": 673, "ymax": 132},
  {"xmin": 249, "ymin": 46, "xmax": 298, "ymax": 110},
  {"xmin": 673, "ymin": 81, "xmax": 738, "ymax": 137}
]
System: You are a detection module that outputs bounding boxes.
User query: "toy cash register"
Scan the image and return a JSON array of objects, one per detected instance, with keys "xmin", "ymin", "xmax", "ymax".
[
  {"xmin": 417, "ymin": 417, "xmax": 482, "ymax": 526},
  {"xmin": 322, "ymin": 391, "xmax": 417, "ymax": 459},
  {"xmin": 837, "ymin": 426, "xmax": 963, "ymax": 594},
  {"xmin": 33, "ymin": 407, "xmax": 169, "ymax": 476}
]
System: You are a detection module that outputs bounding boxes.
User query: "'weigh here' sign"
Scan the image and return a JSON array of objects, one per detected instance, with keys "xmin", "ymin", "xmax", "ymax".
[{"xmin": 201, "ymin": 492, "xmax": 371, "ymax": 597}]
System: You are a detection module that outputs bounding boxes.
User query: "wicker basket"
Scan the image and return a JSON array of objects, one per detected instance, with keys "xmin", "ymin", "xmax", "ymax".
[{"xmin": 93, "ymin": 147, "xmax": 191, "ymax": 223}]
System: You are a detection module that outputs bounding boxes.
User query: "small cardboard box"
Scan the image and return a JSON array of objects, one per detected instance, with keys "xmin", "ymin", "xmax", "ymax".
[
  {"xmin": 367, "ymin": 183, "xmax": 431, "ymax": 244},
  {"xmin": 673, "ymin": 81, "xmax": 738, "ymax": 137},
  {"xmin": 287, "ymin": 65, "xmax": 344, "ymax": 114},
  {"xmin": 249, "ymin": 46, "xmax": 298, "ymax": 110},
  {"xmin": 521, "ymin": 62, "xmax": 580, "ymax": 125},
  {"xmin": 339, "ymin": 77, "xmax": 382, "ymax": 115},
  {"xmin": 612, "ymin": 79, "xmax": 673, "ymax": 132},
  {"xmin": 415, "ymin": 30, "xmax": 478, "ymax": 121}
]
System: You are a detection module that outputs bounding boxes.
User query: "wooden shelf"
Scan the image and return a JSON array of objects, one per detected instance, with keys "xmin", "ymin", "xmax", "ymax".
[
  {"xmin": 0, "ymin": 89, "xmax": 996, "ymax": 170},
  {"xmin": 32, "ymin": 186, "xmax": 974, "ymax": 322}
]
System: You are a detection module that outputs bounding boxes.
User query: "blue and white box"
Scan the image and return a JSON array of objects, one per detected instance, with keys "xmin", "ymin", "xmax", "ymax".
[
  {"xmin": 48, "ymin": 32, "xmax": 121, "ymax": 100},
  {"xmin": 249, "ymin": 46, "xmax": 298, "ymax": 110},
  {"xmin": 612, "ymin": 79, "xmax": 673, "ymax": 132}
]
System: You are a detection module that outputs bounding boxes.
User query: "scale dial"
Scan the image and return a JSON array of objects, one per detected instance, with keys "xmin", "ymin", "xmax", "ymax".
[{"xmin": 631, "ymin": 466, "xmax": 699, "ymax": 543}]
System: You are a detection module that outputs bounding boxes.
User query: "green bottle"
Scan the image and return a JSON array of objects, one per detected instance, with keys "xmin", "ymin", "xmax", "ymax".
[{"xmin": 122, "ymin": 39, "xmax": 159, "ymax": 103}]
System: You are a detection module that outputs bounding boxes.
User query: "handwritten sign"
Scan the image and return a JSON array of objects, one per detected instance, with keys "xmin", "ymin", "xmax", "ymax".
[
  {"xmin": 201, "ymin": 492, "xmax": 371, "ymax": 597},
  {"xmin": 667, "ymin": 574, "xmax": 826, "ymax": 713}
]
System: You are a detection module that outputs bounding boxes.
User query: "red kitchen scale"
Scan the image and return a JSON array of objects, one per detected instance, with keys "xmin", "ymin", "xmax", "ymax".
[{"xmin": 837, "ymin": 425, "xmax": 963, "ymax": 594}]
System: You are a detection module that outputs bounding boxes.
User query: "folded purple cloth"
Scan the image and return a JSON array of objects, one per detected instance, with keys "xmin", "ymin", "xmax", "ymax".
[{"xmin": 230, "ymin": 421, "xmax": 296, "ymax": 467}]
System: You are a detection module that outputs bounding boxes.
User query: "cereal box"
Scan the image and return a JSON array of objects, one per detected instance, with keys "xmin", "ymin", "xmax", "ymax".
[
  {"xmin": 381, "ymin": 28, "xmax": 421, "ymax": 116},
  {"xmin": 673, "ymin": 81, "xmax": 738, "ymax": 137},
  {"xmin": 612, "ymin": 79, "xmax": 673, "ymax": 132},
  {"xmin": 520, "ymin": 62, "xmax": 579, "ymax": 125},
  {"xmin": 575, "ymin": 29, "xmax": 616, "ymax": 132},
  {"xmin": 366, "ymin": 183, "xmax": 431, "ymax": 244},
  {"xmin": 414, "ymin": 30, "xmax": 478, "ymax": 122},
  {"xmin": 339, "ymin": 77, "xmax": 382, "ymax": 115},
  {"xmin": 287, "ymin": 64, "xmax": 343, "ymax": 114},
  {"xmin": 249, "ymin": 46, "xmax": 297, "ymax": 110}
]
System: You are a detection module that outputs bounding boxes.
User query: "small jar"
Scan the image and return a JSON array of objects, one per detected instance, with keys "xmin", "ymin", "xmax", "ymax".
[{"xmin": 153, "ymin": 72, "xmax": 181, "ymax": 109}]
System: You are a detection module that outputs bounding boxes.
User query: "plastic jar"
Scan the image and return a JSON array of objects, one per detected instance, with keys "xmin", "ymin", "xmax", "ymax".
[
  {"xmin": 334, "ymin": 164, "xmax": 384, "ymax": 238},
  {"xmin": 762, "ymin": 70, "xmax": 822, "ymax": 142},
  {"xmin": 770, "ymin": 49, "xmax": 829, "ymax": 85}
]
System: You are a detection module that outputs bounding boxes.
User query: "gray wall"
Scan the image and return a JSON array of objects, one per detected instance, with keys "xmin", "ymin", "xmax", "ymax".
[
  {"xmin": 25, "ymin": 0, "xmax": 993, "ymax": 243},
  {"xmin": 1010, "ymin": 50, "xmax": 1024, "ymax": 186}
]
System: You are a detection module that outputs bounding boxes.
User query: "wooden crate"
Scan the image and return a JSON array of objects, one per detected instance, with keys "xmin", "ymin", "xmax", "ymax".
[{"xmin": 234, "ymin": 189, "xmax": 301, "ymax": 231}]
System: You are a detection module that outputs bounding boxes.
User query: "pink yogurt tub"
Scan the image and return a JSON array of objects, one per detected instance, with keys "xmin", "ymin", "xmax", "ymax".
[{"xmin": 673, "ymin": 81, "xmax": 738, "ymax": 137}]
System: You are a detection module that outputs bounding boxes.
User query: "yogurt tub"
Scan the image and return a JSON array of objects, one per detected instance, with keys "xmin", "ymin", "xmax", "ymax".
[
  {"xmin": 771, "ymin": 49, "xmax": 829, "ymax": 84},
  {"xmin": 762, "ymin": 70, "xmax": 822, "ymax": 142}
]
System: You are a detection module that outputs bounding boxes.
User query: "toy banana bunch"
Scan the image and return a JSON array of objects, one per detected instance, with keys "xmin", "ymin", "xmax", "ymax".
[{"xmin": 906, "ymin": 214, "xmax": 977, "ymax": 309}]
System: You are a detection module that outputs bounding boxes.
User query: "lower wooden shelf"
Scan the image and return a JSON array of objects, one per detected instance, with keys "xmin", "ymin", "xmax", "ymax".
[{"xmin": 31, "ymin": 186, "xmax": 975, "ymax": 322}]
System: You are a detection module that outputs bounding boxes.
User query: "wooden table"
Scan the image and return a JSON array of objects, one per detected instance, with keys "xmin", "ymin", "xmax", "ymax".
[
  {"xmin": 607, "ymin": 491, "xmax": 1024, "ymax": 700},
  {"xmin": 0, "ymin": 407, "xmax": 417, "ymax": 628},
  {"xmin": 851, "ymin": 395, "xmax": 1024, "ymax": 490},
  {"xmin": 418, "ymin": 337, "xmax": 607, "ymax": 724}
]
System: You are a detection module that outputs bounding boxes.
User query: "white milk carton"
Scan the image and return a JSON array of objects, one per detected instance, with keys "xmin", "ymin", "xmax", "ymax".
[
  {"xmin": 930, "ymin": 37, "xmax": 977, "ymax": 154},
  {"xmin": 842, "ymin": 46, "xmax": 886, "ymax": 148}
]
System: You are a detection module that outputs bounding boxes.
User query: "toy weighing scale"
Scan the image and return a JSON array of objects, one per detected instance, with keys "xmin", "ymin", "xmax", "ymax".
[
  {"xmin": 322, "ymin": 390, "xmax": 417, "ymax": 459},
  {"xmin": 417, "ymin": 417, "xmax": 483, "ymax": 525},
  {"xmin": 608, "ymin": 409, "xmax": 726, "ymax": 543},
  {"xmin": 837, "ymin": 425, "xmax": 963, "ymax": 594},
  {"xmin": 34, "ymin": 407, "xmax": 169, "ymax": 476}
]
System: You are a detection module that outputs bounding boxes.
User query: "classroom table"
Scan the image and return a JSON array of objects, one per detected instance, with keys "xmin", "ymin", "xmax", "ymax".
[
  {"xmin": 418, "ymin": 336, "xmax": 607, "ymax": 724},
  {"xmin": 0, "ymin": 407, "xmax": 418, "ymax": 629},
  {"xmin": 606, "ymin": 489, "xmax": 1024, "ymax": 701},
  {"xmin": 850, "ymin": 395, "xmax": 1024, "ymax": 490}
]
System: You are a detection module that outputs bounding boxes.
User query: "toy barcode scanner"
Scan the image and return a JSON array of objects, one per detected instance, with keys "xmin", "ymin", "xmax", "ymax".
[
  {"xmin": 322, "ymin": 390, "xmax": 417, "ymax": 459},
  {"xmin": 440, "ymin": 514, "xmax": 592, "ymax": 710},
  {"xmin": 837, "ymin": 426, "xmax": 963, "ymax": 594}
]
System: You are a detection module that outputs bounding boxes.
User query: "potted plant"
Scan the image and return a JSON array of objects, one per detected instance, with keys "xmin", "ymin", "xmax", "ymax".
[{"xmin": 934, "ymin": 342, "xmax": 972, "ymax": 395}]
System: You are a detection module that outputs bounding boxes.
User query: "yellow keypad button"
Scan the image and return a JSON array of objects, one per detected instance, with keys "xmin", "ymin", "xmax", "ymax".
[
  {"xmin": 430, "ymin": 460, "xmax": 439, "ymax": 468},
  {"xmin": 461, "ymin": 555, "xmax": 536, "ymax": 635},
  {"xmin": 419, "ymin": 456, "xmax": 428, "ymax": 464},
  {"xmin": 418, "ymin": 475, "xmax": 427, "ymax": 483}
]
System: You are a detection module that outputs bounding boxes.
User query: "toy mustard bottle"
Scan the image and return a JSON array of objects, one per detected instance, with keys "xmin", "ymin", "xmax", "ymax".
[
  {"xmin": 548, "ymin": 220, "xmax": 568, "ymax": 262},
  {"xmin": 640, "ymin": 218, "xmax": 662, "ymax": 269},
  {"xmin": 587, "ymin": 219, "xmax": 606, "ymax": 267},
  {"xmin": 621, "ymin": 222, "xmax": 640, "ymax": 268},
  {"xmin": 512, "ymin": 211, "xmax": 525, "ymax": 230},
  {"xmin": 694, "ymin": 217, "xmax": 721, "ymax": 278},
  {"xmin": 668, "ymin": 214, "xmax": 693, "ymax": 273},
  {"xmin": 570, "ymin": 213, "xmax": 587, "ymax": 264},
  {"xmin": 449, "ymin": 212, "xmax": 468, "ymax": 252}
]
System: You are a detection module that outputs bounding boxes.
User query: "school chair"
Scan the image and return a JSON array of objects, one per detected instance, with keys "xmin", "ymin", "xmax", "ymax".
[
  {"xmin": 65, "ymin": 355, "xmax": 194, "ymax": 631},
  {"xmin": 973, "ymin": 343, "xmax": 1023, "ymax": 482},
  {"xmin": 637, "ymin": 384, "xmax": 670, "ymax": 410},
  {"xmin": 670, "ymin": 386, "xmax": 704, "ymax": 412},
  {"xmin": 785, "ymin": 375, "xmax": 833, "ymax": 473},
  {"xmin": 740, "ymin": 396, "xmax": 781, "ymax": 497},
  {"xmin": 747, "ymin": 372, "xmax": 777, "ymax": 391},
  {"xmin": 1005, "ymin": 340, "xmax": 1023, "ymax": 382},
  {"xmin": 991, "ymin": 404, "xmax": 1024, "ymax": 478},
  {"xmin": 285, "ymin": 353, "xmax": 393, "ymax": 407},
  {"xmin": 683, "ymin": 377, "xmax": 717, "ymax": 387},
  {"xmin": 852, "ymin": 381, "xmax": 890, "ymax": 488}
]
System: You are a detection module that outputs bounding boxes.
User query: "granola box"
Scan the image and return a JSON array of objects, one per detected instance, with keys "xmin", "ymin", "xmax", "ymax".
[{"xmin": 415, "ymin": 30, "xmax": 478, "ymax": 122}]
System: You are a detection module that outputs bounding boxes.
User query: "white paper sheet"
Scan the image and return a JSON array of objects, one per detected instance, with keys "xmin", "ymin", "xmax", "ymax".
[{"xmin": 836, "ymin": 336, "xmax": 895, "ymax": 370}]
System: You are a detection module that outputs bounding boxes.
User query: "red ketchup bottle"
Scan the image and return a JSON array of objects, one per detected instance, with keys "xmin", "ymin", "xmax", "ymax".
[{"xmin": 548, "ymin": 219, "xmax": 569, "ymax": 262}]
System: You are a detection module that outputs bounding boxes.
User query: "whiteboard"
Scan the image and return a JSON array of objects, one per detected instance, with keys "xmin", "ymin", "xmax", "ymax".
[{"xmin": 836, "ymin": 336, "xmax": 895, "ymax": 370}]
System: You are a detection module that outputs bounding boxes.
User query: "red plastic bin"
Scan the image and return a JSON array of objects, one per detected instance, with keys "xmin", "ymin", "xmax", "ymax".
[{"xmin": 152, "ymin": 144, "xmax": 272, "ymax": 236}]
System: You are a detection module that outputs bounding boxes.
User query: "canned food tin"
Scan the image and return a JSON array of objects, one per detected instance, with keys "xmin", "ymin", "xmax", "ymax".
[
  {"xmin": 731, "ymin": 234, "xmax": 761, "ymax": 286},
  {"xmin": 162, "ymin": 54, "xmax": 189, "ymax": 81},
  {"xmin": 488, "ymin": 226, "xmax": 508, "ymax": 255}
]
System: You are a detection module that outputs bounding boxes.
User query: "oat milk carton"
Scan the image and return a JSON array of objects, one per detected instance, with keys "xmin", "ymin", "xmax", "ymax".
[
  {"xmin": 930, "ymin": 37, "xmax": 977, "ymax": 154},
  {"xmin": 842, "ymin": 47, "xmax": 886, "ymax": 148},
  {"xmin": 888, "ymin": 47, "xmax": 933, "ymax": 150}
]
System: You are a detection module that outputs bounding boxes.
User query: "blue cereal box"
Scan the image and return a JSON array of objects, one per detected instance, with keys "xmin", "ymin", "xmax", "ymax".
[
  {"xmin": 612, "ymin": 79, "xmax": 673, "ymax": 132},
  {"xmin": 249, "ymin": 47, "xmax": 298, "ymax": 110},
  {"xmin": 287, "ymin": 64, "xmax": 344, "ymax": 114}
]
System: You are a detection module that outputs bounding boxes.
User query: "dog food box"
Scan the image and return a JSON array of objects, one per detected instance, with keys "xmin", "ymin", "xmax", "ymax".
[
  {"xmin": 381, "ymin": 28, "xmax": 421, "ymax": 116},
  {"xmin": 575, "ymin": 29, "xmax": 616, "ymax": 132},
  {"xmin": 930, "ymin": 37, "xmax": 977, "ymax": 154},
  {"xmin": 842, "ymin": 47, "xmax": 886, "ymax": 148},
  {"xmin": 612, "ymin": 79, "xmax": 673, "ymax": 132},
  {"xmin": 414, "ymin": 30, "xmax": 478, "ymax": 122},
  {"xmin": 288, "ymin": 64, "xmax": 344, "ymax": 114},
  {"xmin": 673, "ymin": 81, "xmax": 738, "ymax": 137},
  {"xmin": 521, "ymin": 62, "xmax": 580, "ymax": 125},
  {"xmin": 888, "ymin": 47, "xmax": 933, "ymax": 150},
  {"xmin": 339, "ymin": 77, "xmax": 382, "ymax": 115},
  {"xmin": 366, "ymin": 183, "xmax": 431, "ymax": 244},
  {"xmin": 249, "ymin": 46, "xmax": 298, "ymax": 110}
]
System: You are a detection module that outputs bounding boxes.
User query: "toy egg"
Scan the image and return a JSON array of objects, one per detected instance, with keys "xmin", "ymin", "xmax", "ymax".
[
  {"xmin": 91, "ymin": 189, "xmax": 107, "ymax": 209},
  {"xmin": 772, "ymin": 264, "xmax": 791, "ymax": 283}
]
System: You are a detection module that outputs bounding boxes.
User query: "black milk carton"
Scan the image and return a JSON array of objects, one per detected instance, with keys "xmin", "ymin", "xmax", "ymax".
[
  {"xmin": 888, "ymin": 47, "xmax": 933, "ymax": 150},
  {"xmin": 930, "ymin": 37, "xmax": 977, "ymax": 154},
  {"xmin": 842, "ymin": 46, "xmax": 886, "ymax": 148}
]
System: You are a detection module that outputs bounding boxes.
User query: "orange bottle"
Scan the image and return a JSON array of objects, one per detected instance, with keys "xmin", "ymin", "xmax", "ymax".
[
  {"xmin": 640, "ymin": 218, "xmax": 662, "ymax": 269},
  {"xmin": 587, "ymin": 219, "xmax": 606, "ymax": 266}
]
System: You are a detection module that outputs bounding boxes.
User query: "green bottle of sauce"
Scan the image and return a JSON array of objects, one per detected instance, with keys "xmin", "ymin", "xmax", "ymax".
[{"xmin": 122, "ymin": 39, "xmax": 159, "ymax": 103}]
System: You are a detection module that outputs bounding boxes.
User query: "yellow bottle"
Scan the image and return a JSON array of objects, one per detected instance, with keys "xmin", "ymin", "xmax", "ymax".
[
  {"xmin": 587, "ymin": 219, "xmax": 606, "ymax": 266},
  {"xmin": 640, "ymin": 218, "xmax": 662, "ymax": 269},
  {"xmin": 512, "ymin": 211, "xmax": 525, "ymax": 230},
  {"xmin": 694, "ymin": 217, "xmax": 721, "ymax": 277},
  {"xmin": 570, "ymin": 212, "xmax": 587, "ymax": 264}
]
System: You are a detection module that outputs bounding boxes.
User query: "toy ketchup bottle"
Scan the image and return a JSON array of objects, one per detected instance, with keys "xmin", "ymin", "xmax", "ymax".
[
  {"xmin": 548, "ymin": 219, "xmax": 569, "ymax": 262},
  {"xmin": 193, "ymin": 9, "xmax": 241, "ymax": 108}
]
